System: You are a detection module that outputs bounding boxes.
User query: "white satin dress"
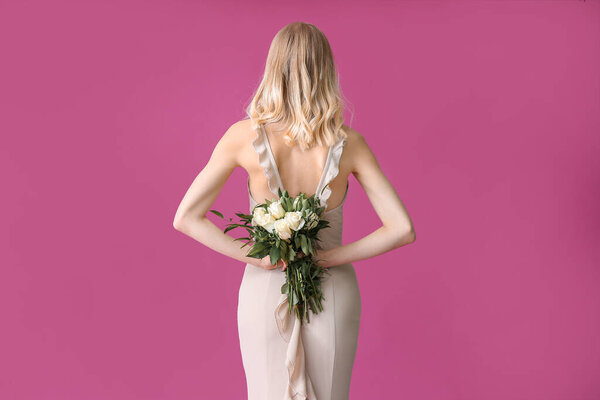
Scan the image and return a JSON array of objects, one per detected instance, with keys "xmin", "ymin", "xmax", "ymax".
[{"xmin": 237, "ymin": 123, "xmax": 362, "ymax": 400}]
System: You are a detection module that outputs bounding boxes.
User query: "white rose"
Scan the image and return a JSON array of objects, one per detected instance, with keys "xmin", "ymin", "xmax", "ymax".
[
  {"xmin": 251, "ymin": 207, "xmax": 266, "ymax": 225},
  {"xmin": 252, "ymin": 208, "xmax": 276, "ymax": 232},
  {"xmin": 263, "ymin": 219, "xmax": 276, "ymax": 233},
  {"xmin": 284, "ymin": 211, "xmax": 306, "ymax": 231},
  {"xmin": 274, "ymin": 218, "xmax": 292, "ymax": 240},
  {"xmin": 268, "ymin": 200, "xmax": 286, "ymax": 219}
]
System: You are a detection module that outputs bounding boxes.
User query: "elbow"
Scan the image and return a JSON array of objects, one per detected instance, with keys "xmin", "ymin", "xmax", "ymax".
[
  {"xmin": 405, "ymin": 228, "xmax": 416, "ymax": 244},
  {"xmin": 394, "ymin": 226, "xmax": 416, "ymax": 247},
  {"xmin": 173, "ymin": 214, "xmax": 187, "ymax": 232},
  {"xmin": 173, "ymin": 213, "xmax": 209, "ymax": 233}
]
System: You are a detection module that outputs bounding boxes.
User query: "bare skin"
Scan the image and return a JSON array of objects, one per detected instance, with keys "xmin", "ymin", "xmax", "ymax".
[{"xmin": 173, "ymin": 119, "xmax": 416, "ymax": 270}]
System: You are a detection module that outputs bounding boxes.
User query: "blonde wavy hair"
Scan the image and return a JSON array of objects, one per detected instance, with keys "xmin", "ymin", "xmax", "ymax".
[{"xmin": 245, "ymin": 22, "xmax": 349, "ymax": 151}]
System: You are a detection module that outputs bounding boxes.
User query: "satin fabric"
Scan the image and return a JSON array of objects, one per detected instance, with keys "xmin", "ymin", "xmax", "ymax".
[{"xmin": 237, "ymin": 123, "xmax": 361, "ymax": 400}]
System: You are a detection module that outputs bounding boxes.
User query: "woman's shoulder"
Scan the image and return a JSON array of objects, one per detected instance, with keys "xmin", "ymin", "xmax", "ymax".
[
  {"xmin": 338, "ymin": 124, "xmax": 363, "ymax": 146},
  {"xmin": 228, "ymin": 117, "xmax": 255, "ymax": 136},
  {"xmin": 229, "ymin": 117, "xmax": 363, "ymax": 143},
  {"xmin": 216, "ymin": 118, "xmax": 257, "ymax": 152},
  {"xmin": 225, "ymin": 118, "xmax": 370, "ymax": 166}
]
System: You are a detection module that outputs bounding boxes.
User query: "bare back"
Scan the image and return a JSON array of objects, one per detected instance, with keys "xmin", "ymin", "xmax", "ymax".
[{"xmin": 240, "ymin": 119, "xmax": 352, "ymax": 213}]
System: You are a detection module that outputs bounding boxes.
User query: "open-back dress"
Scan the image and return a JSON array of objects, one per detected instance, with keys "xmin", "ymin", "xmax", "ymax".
[{"xmin": 237, "ymin": 123, "xmax": 361, "ymax": 400}]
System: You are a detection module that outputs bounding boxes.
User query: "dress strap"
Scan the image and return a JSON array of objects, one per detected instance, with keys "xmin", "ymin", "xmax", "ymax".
[
  {"xmin": 315, "ymin": 135, "xmax": 348, "ymax": 208},
  {"xmin": 251, "ymin": 123, "xmax": 283, "ymax": 197}
]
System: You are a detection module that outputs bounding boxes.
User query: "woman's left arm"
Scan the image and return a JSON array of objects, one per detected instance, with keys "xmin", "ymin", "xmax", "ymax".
[{"xmin": 173, "ymin": 122, "xmax": 259, "ymax": 267}]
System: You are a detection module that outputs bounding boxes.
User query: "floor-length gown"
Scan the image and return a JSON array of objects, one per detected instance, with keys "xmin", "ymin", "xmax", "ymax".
[{"xmin": 237, "ymin": 123, "xmax": 362, "ymax": 400}]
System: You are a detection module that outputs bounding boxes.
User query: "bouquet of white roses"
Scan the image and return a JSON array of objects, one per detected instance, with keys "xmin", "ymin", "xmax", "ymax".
[{"xmin": 210, "ymin": 187, "xmax": 331, "ymax": 325}]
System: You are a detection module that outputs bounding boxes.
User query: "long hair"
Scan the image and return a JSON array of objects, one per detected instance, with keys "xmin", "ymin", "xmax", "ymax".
[{"xmin": 245, "ymin": 22, "xmax": 348, "ymax": 151}]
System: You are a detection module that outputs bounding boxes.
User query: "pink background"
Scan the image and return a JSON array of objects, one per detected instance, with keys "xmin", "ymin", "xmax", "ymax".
[{"xmin": 1, "ymin": 1, "xmax": 599, "ymax": 399}]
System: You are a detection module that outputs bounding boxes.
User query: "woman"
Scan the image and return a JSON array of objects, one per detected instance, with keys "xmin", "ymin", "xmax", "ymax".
[{"xmin": 173, "ymin": 22, "xmax": 416, "ymax": 400}]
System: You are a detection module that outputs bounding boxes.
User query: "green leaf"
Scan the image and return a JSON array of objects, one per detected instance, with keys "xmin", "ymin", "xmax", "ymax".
[
  {"xmin": 208, "ymin": 209, "xmax": 224, "ymax": 219},
  {"xmin": 281, "ymin": 282, "xmax": 289, "ymax": 294},
  {"xmin": 311, "ymin": 267, "xmax": 319, "ymax": 279},
  {"xmin": 253, "ymin": 242, "xmax": 266, "ymax": 251},
  {"xmin": 300, "ymin": 235, "xmax": 308, "ymax": 255},
  {"xmin": 224, "ymin": 224, "xmax": 245, "ymax": 233},
  {"xmin": 247, "ymin": 242, "xmax": 265, "ymax": 257},
  {"xmin": 246, "ymin": 247, "xmax": 260, "ymax": 257},
  {"xmin": 269, "ymin": 246, "xmax": 280, "ymax": 266},
  {"xmin": 302, "ymin": 199, "xmax": 309, "ymax": 210},
  {"xmin": 234, "ymin": 212, "xmax": 252, "ymax": 219}
]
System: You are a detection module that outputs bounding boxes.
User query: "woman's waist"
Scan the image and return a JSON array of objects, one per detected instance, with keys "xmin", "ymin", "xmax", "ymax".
[{"xmin": 243, "ymin": 261, "xmax": 354, "ymax": 276}]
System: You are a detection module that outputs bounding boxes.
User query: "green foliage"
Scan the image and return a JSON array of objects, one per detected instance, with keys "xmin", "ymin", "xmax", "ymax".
[
  {"xmin": 208, "ymin": 209, "xmax": 224, "ymax": 219},
  {"xmin": 211, "ymin": 186, "xmax": 333, "ymax": 324}
]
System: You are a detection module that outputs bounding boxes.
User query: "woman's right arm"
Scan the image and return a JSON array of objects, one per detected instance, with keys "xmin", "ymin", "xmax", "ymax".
[{"xmin": 319, "ymin": 129, "xmax": 416, "ymax": 268}]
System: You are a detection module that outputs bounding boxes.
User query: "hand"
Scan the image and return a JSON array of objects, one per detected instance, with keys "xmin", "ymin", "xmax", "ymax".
[
  {"xmin": 256, "ymin": 255, "xmax": 286, "ymax": 271},
  {"xmin": 255, "ymin": 252, "xmax": 309, "ymax": 271},
  {"xmin": 282, "ymin": 251, "xmax": 307, "ymax": 271},
  {"xmin": 314, "ymin": 249, "xmax": 330, "ymax": 269},
  {"xmin": 285, "ymin": 250, "xmax": 330, "ymax": 270}
]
